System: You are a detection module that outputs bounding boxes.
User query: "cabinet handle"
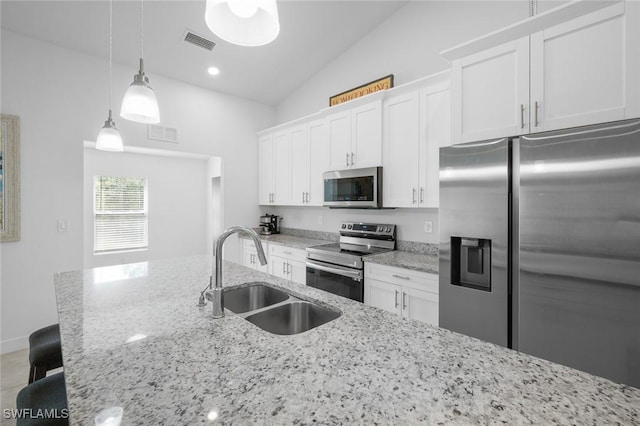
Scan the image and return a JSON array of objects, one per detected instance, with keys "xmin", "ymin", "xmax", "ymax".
[
  {"xmin": 350, "ymin": 152, "xmax": 354, "ymax": 166},
  {"xmin": 286, "ymin": 263, "xmax": 291, "ymax": 274},
  {"xmin": 302, "ymin": 192, "xmax": 305, "ymax": 203},
  {"xmin": 282, "ymin": 262, "xmax": 286, "ymax": 274},
  {"xmin": 395, "ymin": 290, "xmax": 399, "ymax": 308},
  {"xmin": 283, "ymin": 251, "xmax": 292, "ymax": 255},
  {"xmin": 534, "ymin": 101, "xmax": 539, "ymax": 127},
  {"xmin": 412, "ymin": 188, "xmax": 417, "ymax": 204},
  {"xmin": 305, "ymin": 192, "xmax": 309, "ymax": 203},
  {"xmin": 420, "ymin": 187, "xmax": 424, "ymax": 204},
  {"xmin": 402, "ymin": 292, "xmax": 407, "ymax": 310},
  {"xmin": 346, "ymin": 153, "xmax": 349, "ymax": 167},
  {"xmin": 520, "ymin": 104, "xmax": 525, "ymax": 129},
  {"xmin": 392, "ymin": 274, "xmax": 410, "ymax": 280}
]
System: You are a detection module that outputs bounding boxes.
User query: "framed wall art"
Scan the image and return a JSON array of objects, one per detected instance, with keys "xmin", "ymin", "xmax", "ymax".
[{"xmin": 1, "ymin": 114, "xmax": 20, "ymax": 242}]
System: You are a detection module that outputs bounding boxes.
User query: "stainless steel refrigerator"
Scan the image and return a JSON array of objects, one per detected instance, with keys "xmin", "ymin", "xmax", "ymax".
[{"xmin": 439, "ymin": 119, "xmax": 640, "ymax": 388}]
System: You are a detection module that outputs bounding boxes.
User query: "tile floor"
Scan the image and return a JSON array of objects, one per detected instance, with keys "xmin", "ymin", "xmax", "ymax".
[{"xmin": 1, "ymin": 349, "xmax": 29, "ymax": 426}]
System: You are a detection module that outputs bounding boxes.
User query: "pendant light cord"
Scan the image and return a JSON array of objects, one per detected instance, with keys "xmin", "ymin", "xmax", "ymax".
[
  {"xmin": 109, "ymin": 0, "xmax": 113, "ymax": 112},
  {"xmin": 140, "ymin": 0, "xmax": 144, "ymax": 60}
]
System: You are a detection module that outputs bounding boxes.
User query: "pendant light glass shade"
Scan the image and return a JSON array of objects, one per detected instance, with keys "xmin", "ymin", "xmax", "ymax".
[
  {"xmin": 120, "ymin": 58, "xmax": 160, "ymax": 124},
  {"xmin": 205, "ymin": 0, "xmax": 280, "ymax": 47},
  {"xmin": 97, "ymin": 0, "xmax": 123, "ymax": 152},
  {"xmin": 96, "ymin": 110, "xmax": 124, "ymax": 152},
  {"xmin": 121, "ymin": 0, "xmax": 160, "ymax": 124}
]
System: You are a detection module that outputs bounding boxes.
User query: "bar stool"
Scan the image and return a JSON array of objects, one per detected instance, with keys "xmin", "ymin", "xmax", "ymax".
[
  {"xmin": 16, "ymin": 372, "xmax": 68, "ymax": 425},
  {"xmin": 28, "ymin": 324, "xmax": 63, "ymax": 384}
]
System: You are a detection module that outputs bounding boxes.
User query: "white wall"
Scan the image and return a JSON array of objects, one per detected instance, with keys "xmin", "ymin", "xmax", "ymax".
[
  {"xmin": 83, "ymin": 148, "xmax": 209, "ymax": 268},
  {"xmin": 276, "ymin": 1, "xmax": 529, "ymax": 123},
  {"xmin": 0, "ymin": 30, "xmax": 274, "ymax": 353},
  {"xmin": 271, "ymin": 206, "xmax": 439, "ymax": 244}
]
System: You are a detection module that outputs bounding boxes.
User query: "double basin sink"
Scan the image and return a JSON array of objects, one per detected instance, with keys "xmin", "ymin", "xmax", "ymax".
[{"xmin": 221, "ymin": 283, "xmax": 341, "ymax": 335}]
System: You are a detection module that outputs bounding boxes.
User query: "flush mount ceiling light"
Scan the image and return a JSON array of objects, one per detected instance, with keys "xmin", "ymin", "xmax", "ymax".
[
  {"xmin": 121, "ymin": 0, "xmax": 160, "ymax": 124},
  {"xmin": 204, "ymin": 0, "xmax": 280, "ymax": 47},
  {"xmin": 207, "ymin": 66, "xmax": 220, "ymax": 76},
  {"xmin": 97, "ymin": 0, "xmax": 124, "ymax": 152}
]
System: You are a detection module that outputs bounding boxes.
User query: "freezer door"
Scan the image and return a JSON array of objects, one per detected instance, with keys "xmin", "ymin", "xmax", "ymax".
[
  {"xmin": 518, "ymin": 119, "xmax": 640, "ymax": 388},
  {"xmin": 439, "ymin": 138, "xmax": 510, "ymax": 347}
]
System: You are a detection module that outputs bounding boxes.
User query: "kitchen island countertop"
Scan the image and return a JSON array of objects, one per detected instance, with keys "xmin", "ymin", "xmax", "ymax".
[{"xmin": 54, "ymin": 255, "xmax": 640, "ymax": 425}]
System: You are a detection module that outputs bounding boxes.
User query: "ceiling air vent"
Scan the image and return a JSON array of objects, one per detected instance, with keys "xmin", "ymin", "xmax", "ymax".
[
  {"xmin": 148, "ymin": 124, "xmax": 178, "ymax": 144},
  {"xmin": 182, "ymin": 30, "xmax": 216, "ymax": 51}
]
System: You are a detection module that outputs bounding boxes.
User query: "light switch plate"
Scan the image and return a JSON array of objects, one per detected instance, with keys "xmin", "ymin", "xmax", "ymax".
[
  {"xmin": 424, "ymin": 221, "xmax": 433, "ymax": 233},
  {"xmin": 57, "ymin": 219, "xmax": 68, "ymax": 232}
]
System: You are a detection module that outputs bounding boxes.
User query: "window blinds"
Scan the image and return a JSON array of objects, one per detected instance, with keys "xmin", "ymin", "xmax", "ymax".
[{"xmin": 94, "ymin": 176, "xmax": 148, "ymax": 253}]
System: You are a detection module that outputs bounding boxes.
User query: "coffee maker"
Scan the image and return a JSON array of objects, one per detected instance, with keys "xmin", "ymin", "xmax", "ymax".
[{"xmin": 259, "ymin": 214, "xmax": 281, "ymax": 235}]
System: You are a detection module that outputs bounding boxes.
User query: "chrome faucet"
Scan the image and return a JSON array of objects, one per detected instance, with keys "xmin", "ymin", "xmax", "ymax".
[{"xmin": 205, "ymin": 226, "xmax": 267, "ymax": 318}]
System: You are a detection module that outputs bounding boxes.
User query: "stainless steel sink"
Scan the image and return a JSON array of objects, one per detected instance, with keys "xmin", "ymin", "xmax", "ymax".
[
  {"xmin": 244, "ymin": 301, "xmax": 341, "ymax": 335},
  {"xmin": 223, "ymin": 283, "xmax": 289, "ymax": 314}
]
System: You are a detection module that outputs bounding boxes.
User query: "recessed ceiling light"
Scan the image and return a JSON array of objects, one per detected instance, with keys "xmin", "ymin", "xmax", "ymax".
[{"xmin": 208, "ymin": 66, "xmax": 220, "ymax": 76}]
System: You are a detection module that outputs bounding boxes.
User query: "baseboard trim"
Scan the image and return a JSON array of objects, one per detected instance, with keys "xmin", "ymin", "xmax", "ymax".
[{"xmin": 1, "ymin": 336, "xmax": 29, "ymax": 354}]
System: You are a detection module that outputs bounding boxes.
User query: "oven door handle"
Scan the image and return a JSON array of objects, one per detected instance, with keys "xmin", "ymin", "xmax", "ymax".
[{"xmin": 306, "ymin": 260, "xmax": 363, "ymax": 280}]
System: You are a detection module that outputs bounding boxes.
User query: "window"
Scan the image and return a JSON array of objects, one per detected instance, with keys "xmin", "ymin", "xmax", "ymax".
[{"xmin": 94, "ymin": 176, "xmax": 148, "ymax": 253}]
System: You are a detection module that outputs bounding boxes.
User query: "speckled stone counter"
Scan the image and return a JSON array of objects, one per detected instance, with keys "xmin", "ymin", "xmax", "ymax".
[
  {"xmin": 241, "ymin": 231, "xmax": 329, "ymax": 250},
  {"xmin": 54, "ymin": 256, "xmax": 640, "ymax": 425},
  {"xmin": 365, "ymin": 251, "xmax": 439, "ymax": 274}
]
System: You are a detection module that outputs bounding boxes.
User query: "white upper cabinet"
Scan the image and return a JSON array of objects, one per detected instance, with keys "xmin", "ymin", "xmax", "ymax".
[
  {"xmin": 530, "ymin": 2, "xmax": 639, "ymax": 132},
  {"xmin": 307, "ymin": 119, "xmax": 329, "ymax": 206},
  {"xmin": 383, "ymin": 73, "xmax": 451, "ymax": 208},
  {"xmin": 327, "ymin": 100, "xmax": 382, "ymax": 170},
  {"xmin": 258, "ymin": 134, "xmax": 274, "ymax": 205},
  {"xmin": 289, "ymin": 125, "xmax": 309, "ymax": 206},
  {"xmin": 452, "ymin": 38, "xmax": 529, "ymax": 143},
  {"xmin": 447, "ymin": 0, "xmax": 640, "ymax": 143}
]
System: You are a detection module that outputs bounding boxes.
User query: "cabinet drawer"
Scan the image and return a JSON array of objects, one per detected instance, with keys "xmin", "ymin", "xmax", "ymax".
[
  {"xmin": 365, "ymin": 263, "xmax": 438, "ymax": 294},
  {"xmin": 269, "ymin": 244, "xmax": 306, "ymax": 262},
  {"xmin": 243, "ymin": 239, "xmax": 268, "ymax": 252}
]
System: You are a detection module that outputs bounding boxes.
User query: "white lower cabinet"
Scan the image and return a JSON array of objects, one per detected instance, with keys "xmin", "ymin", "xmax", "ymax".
[
  {"xmin": 242, "ymin": 239, "xmax": 269, "ymax": 273},
  {"xmin": 269, "ymin": 245, "xmax": 307, "ymax": 285},
  {"xmin": 364, "ymin": 263, "xmax": 438, "ymax": 326}
]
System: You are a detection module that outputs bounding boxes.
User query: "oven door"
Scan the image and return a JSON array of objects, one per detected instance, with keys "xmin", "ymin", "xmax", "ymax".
[{"xmin": 305, "ymin": 259, "xmax": 364, "ymax": 302}]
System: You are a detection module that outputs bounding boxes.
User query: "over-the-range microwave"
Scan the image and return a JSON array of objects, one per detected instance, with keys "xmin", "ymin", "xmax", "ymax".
[{"xmin": 323, "ymin": 166, "xmax": 382, "ymax": 209}]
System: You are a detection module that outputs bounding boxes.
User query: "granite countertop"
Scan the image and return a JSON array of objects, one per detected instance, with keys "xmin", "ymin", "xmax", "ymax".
[
  {"xmin": 365, "ymin": 251, "xmax": 439, "ymax": 274},
  {"xmin": 54, "ymin": 255, "xmax": 640, "ymax": 425},
  {"xmin": 240, "ymin": 231, "xmax": 330, "ymax": 250}
]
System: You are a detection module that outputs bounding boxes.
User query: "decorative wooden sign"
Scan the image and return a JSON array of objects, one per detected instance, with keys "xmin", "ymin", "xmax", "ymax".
[{"xmin": 330, "ymin": 74, "xmax": 394, "ymax": 106}]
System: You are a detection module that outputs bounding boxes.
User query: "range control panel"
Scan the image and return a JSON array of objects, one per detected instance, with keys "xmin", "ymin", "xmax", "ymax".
[{"xmin": 340, "ymin": 222, "xmax": 396, "ymax": 237}]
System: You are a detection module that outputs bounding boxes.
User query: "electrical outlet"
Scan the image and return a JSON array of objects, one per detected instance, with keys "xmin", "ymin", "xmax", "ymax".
[
  {"xmin": 318, "ymin": 215, "xmax": 323, "ymax": 225},
  {"xmin": 57, "ymin": 219, "xmax": 68, "ymax": 232},
  {"xmin": 424, "ymin": 221, "xmax": 433, "ymax": 233}
]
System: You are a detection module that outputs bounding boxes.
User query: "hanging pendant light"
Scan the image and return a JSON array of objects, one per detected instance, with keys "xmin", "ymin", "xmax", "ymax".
[
  {"xmin": 120, "ymin": 0, "xmax": 160, "ymax": 124},
  {"xmin": 97, "ymin": 0, "xmax": 124, "ymax": 152},
  {"xmin": 205, "ymin": 0, "xmax": 280, "ymax": 47}
]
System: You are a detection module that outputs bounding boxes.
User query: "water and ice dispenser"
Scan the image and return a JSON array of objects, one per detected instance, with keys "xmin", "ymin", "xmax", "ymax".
[{"xmin": 451, "ymin": 237, "xmax": 491, "ymax": 291}]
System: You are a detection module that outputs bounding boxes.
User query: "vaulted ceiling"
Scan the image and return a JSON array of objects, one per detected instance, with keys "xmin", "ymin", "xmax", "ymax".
[{"xmin": 1, "ymin": 1, "xmax": 408, "ymax": 105}]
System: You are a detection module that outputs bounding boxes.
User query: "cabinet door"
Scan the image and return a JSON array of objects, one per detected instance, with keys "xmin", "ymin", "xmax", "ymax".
[
  {"xmin": 351, "ymin": 101, "xmax": 382, "ymax": 167},
  {"xmin": 258, "ymin": 134, "xmax": 274, "ymax": 205},
  {"xmin": 383, "ymin": 91, "xmax": 420, "ymax": 208},
  {"xmin": 289, "ymin": 125, "xmax": 309, "ymax": 206},
  {"xmin": 308, "ymin": 119, "xmax": 328, "ymax": 206},
  {"xmin": 269, "ymin": 255, "xmax": 289, "ymax": 280},
  {"xmin": 530, "ymin": 2, "xmax": 639, "ymax": 132},
  {"xmin": 288, "ymin": 258, "xmax": 307, "ymax": 285},
  {"xmin": 272, "ymin": 132, "xmax": 291, "ymax": 204},
  {"xmin": 452, "ymin": 37, "xmax": 529, "ymax": 143},
  {"xmin": 421, "ymin": 83, "xmax": 451, "ymax": 208},
  {"xmin": 402, "ymin": 287, "xmax": 439, "ymax": 326},
  {"xmin": 327, "ymin": 111, "xmax": 352, "ymax": 169},
  {"xmin": 365, "ymin": 278, "xmax": 402, "ymax": 315}
]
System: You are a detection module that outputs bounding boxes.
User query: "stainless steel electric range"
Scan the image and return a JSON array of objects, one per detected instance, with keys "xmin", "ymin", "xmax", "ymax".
[{"xmin": 306, "ymin": 222, "xmax": 396, "ymax": 302}]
